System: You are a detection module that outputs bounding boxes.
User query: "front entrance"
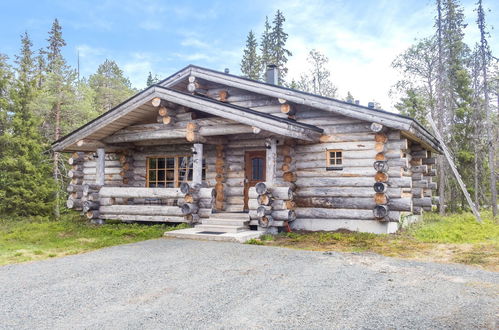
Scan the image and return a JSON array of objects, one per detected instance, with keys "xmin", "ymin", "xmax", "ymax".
[{"xmin": 244, "ymin": 150, "xmax": 266, "ymax": 210}]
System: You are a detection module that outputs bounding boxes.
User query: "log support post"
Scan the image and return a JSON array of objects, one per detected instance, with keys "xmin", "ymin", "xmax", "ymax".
[
  {"xmin": 96, "ymin": 148, "xmax": 105, "ymax": 186},
  {"xmin": 265, "ymin": 137, "xmax": 277, "ymax": 186},
  {"xmin": 192, "ymin": 143, "xmax": 203, "ymax": 185}
]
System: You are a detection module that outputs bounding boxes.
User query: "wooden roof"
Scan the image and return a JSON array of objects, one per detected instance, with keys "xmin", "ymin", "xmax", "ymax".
[
  {"xmin": 52, "ymin": 86, "xmax": 323, "ymax": 152},
  {"xmin": 158, "ymin": 65, "xmax": 442, "ymax": 153},
  {"xmin": 53, "ymin": 64, "xmax": 441, "ymax": 153}
]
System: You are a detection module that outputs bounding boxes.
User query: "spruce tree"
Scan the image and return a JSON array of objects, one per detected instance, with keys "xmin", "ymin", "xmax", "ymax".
[
  {"xmin": 146, "ymin": 71, "xmax": 160, "ymax": 86},
  {"xmin": 0, "ymin": 34, "xmax": 56, "ymax": 216},
  {"xmin": 89, "ymin": 59, "xmax": 135, "ymax": 113},
  {"xmin": 395, "ymin": 88, "xmax": 428, "ymax": 125},
  {"xmin": 270, "ymin": 10, "xmax": 292, "ymax": 85},
  {"xmin": 240, "ymin": 30, "xmax": 261, "ymax": 80},
  {"xmin": 260, "ymin": 16, "xmax": 272, "ymax": 79},
  {"xmin": 0, "ymin": 54, "xmax": 11, "ymax": 136}
]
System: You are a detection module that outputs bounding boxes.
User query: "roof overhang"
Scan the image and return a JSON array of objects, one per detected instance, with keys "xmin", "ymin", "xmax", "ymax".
[
  {"xmin": 52, "ymin": 86, "xmax": 323, "ymax": 152},
  {"xmin": 158, "ymin": 65, "xmax": 442, "ymax": 153}
]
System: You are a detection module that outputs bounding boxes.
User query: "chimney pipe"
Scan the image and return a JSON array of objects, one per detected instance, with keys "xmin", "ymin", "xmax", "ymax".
[
  {"xmin": 368, "ymin": 102, "xmax": 375, "ymax": 109},
  {"xmin": 224, "ymin": 68, "xmax": 230, "ymax": 74},
  {"xmin": 265, "ymin": 64, "xmax": 278, "ymax": 85},
  {"xmin": 355, "ymin": 100, "xmax": 360, "ymax": 105}
]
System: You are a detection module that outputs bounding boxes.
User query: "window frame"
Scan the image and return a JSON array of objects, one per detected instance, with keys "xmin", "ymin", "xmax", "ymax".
[
  {"xmin": 326, "ymin": 149, "xmax": 343, "ymax": 169},
  {"xmin": 146, "ymin": 155, "xmax": 206, "ymax": 188}
]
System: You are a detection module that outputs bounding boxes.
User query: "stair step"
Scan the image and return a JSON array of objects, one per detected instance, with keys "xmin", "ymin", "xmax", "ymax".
[
  {"xmin": 202, "ymin": 218, "xmax": 250, "ymax": 226},
  {"xmin": 195, "ymin": 224, "xmax": 248, "ymax": 233},
  {"xmin": 210, "ymin": 212, "xmax": 250, "ymax": 220}
]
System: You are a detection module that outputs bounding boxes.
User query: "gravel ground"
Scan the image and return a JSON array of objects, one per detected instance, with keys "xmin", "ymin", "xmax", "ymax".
[{"xmin": 0, "ymin": 239, "xmax": 497, "ymax": 330}]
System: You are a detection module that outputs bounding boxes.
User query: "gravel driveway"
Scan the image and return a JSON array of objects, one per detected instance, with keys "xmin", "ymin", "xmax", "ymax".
[{"xmin": 0, "ymin": 239, "xmax": 497, "ymax": 329}]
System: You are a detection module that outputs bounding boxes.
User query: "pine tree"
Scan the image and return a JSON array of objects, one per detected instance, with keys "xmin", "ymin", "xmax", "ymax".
[
  {"xmin": 269, "ymin": 10, "xmax": 292, "ymax": 85},
  {"xmin": 260, "ymin": 16, "xmax": 272, "ymax": 79},
  {"xmin": 476, "ymin": 0, "xmax": 497, "ymax": 217},
  {"xmin": 0, "ymin": 34, "xmax": 56, "ymax": 216},
  {"xmin": 295, "ymin": 49, "xmax": 337, "ymax": 97},
  {"xmin": 36, "ymin": 19, "xmax": 76, "ymax": 218},
  {"xmin": 89, "ymin": 59, "xmax": 135, "ymax": 113},
  {"xmin": 240, "ymin": 30, "xmax": 261, "ymax": 80},
  {"xmin": 46, "ymin": 19, "xmax": 66, "ymax": 73}
]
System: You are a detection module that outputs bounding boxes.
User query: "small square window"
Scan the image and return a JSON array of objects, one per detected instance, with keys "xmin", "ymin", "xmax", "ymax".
[{"xmin": 327, "ymin": 150, "xmax": 343, "ymax": 167}]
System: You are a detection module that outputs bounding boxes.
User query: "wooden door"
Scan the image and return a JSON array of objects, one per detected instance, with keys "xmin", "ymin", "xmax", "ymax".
[{"xmin": 244, "ymin": 150, "xmax": 266, "ymax": 210}]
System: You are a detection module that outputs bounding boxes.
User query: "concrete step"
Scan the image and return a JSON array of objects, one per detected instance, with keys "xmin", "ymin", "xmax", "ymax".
[
  {"xmin": 164, "ymin": 228, "xmax": 264, "ymax": 243},
  {"xmin": 209, "ymin": 212, "xmax": 250, "ymax": 220},
  {"xmin": 202, "ymin": 218, "xmax": 250, "ymax": 226},
  {"xmin": 194, "ymin": 224, "xmax": 248, "ymax": 233}
]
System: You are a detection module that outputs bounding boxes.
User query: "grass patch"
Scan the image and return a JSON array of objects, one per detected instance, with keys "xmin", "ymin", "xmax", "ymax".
[
  {"xmin": 0, "ymin": 214, "xmax": 188, "ymax": 266},
  {"xmin": 260, "ymin": 211, "xmax": 499, "ymax": 271}
]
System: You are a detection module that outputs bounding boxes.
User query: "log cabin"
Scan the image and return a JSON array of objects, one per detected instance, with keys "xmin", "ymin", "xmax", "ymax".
[{"xmin": 53, "ymin": 64, "xmax": 442, "ymax": 236}]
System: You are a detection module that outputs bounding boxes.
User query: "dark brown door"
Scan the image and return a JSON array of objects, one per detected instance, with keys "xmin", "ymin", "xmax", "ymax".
[{"xmin": 244, "ymin": 150, "xmax": 266, "ymax": 210}]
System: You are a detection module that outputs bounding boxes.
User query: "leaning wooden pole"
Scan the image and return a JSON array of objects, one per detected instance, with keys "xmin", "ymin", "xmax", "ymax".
[{"xmin": 427, "ymin": 114, "xmax": 482, "ymax": 222}]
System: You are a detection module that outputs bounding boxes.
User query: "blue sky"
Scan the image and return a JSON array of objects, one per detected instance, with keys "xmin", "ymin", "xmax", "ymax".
[{"xmin": 0, "ymin": 0, "xmax": 498, "ymax": 110}]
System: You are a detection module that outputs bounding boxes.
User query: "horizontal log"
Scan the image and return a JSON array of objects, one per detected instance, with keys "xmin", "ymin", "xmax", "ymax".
[
  {"xmin": 422, "ymin": 157, "xmax": 436, "ymax": 165},
  {"xmin": 86, "ymin": 210, "xmax": 100, "ymax": 219},
  {"xmin": 271, "ymin": 199, "xmax": 296, "ymax": 210},
  {"xmin": 255, "ymin": 182, "xmax": 269, "ymax": 195},
  {"xmin": 83, "ymin": 184, "xmax": 102, "ymax": 196},
  {"xmin": 373, "ymin": 205, "xmax": 389, "ymax": 219},
  {"xmin": 271, "ymin": 210, "xmax": 296, "ymax": 221},
  {"xmin": 259, "ymin": 215, "xmax": 273, "ymax": 228},
  {"xmin": 295, "ymin": 196, "xmax": 411, "ymax": 211},
  {"xmin": 257, "ymin": 205, "xmax": 272, "ymax": 217},
  {"xmin": 83, "ymin": 167, "xmax": 122, "ymax": 175},
  {"xmin": 67, "ymin": 185, "xmax": 83, "ymax": 193},
  {"xmin": 83, "ymin": 160, "xmax": 122, "ymax": 170},
  {"xmin": 100, "ymin": 214, "xmax": 187, "ymax": 222},
  {"xmin": 413, "ymin": 197, "xmax": 432, "ymax": 207},
  {"xmin": 99, "ymin": 187, "xmax": 183, "ymax": 199},
  {"xmin": 248, "ymin": 199, "xmax": 260, "ymax": 211},
  {"xmin": 66, "ymin": 199, "xmax": 83, "ymax": 209},
  {"xmin": 99, "ymin": 205, "xmax": 183, "ymax": 216},
  {"xmin": 295, "ymin": 207, "xmax": 399, "ymax": 221},
  {"xmin": 181, "ymin": 203, "xmax": 199, "ymax": 215}
]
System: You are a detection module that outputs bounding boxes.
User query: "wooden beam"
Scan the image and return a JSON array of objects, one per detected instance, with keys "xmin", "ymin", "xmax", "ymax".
[
  {"xmin": 266, "ymin": 137, "xmax": 277, "ymax": 186},
  {"xmin": 192, "ymin": 143, "xmax": 203, "ymax": 185},
  {"xmin": 153, "ymin": 86, "xmax": 321, "ymax": 142},
  {"xmin": 96, "ymin": 148, "xmax": 105, "ymax": 186}
]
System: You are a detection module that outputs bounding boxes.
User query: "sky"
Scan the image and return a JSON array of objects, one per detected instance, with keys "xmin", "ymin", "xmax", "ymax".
[{"xmin": 0, "ymin": 0, "xmax": 498, "ymax": 111}]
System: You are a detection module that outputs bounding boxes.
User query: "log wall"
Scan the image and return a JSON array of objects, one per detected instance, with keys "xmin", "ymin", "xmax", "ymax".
[{"xmin": 292, "ymin": 113, "xmax": 413, "ymax": 232}]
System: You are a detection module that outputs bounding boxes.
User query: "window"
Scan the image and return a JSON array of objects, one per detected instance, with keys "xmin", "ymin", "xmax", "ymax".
[
  {"xmin": 146, "ymin": 155, "xmax": 206, "ymax": 188},
  {"xmin": 326, "ymin": 150, "xmax": 343, "ymax": 167},
  {"xmin": 251, "ymin": 157, "xmax": 264, "ymax": 180}
]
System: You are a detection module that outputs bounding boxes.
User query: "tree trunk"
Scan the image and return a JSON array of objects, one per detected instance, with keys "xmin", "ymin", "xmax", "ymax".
[{"xmin": 53, "ymin": 101, "xmax": 61, "ymax": 219}]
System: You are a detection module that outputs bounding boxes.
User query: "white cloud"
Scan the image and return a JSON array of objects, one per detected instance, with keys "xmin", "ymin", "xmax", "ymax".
[
  {"xmin": 262, "ymin": 0, "xmax": 436, "ymax": 111},
  {"xmin": 180, "ymin": 38, "xmax": 211, "ymax": 49}
]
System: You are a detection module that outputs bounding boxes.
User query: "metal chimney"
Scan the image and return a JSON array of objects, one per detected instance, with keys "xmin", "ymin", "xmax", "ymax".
[
  {"xmin": 355, "ymin": 100, "xmax": 360, "ymax": 105},
  {"xmin": 368, "ymin": 102, "xmax": 375, "ymax": 109},
  {"xmin": 224, "ymin": 68, "xmax": 230, "ymax": 74},
  {"xmin": 265, "ymin": 64, "xmax": 278, "ymax": 85}
]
